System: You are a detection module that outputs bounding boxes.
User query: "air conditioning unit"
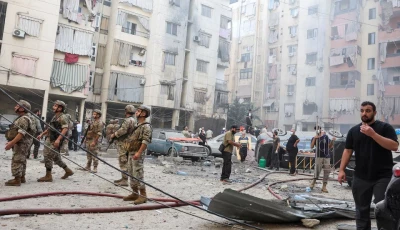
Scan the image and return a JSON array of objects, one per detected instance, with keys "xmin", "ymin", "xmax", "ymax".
[
  {"xmin": 287, "ymin": 92, "xmax": 294, "ymax": 96},
  {"xmin": 13, "ymin": 29, "xmax": 25, "ymax": 38},
  {"xmin": 193, "ymin": 36, "xmax": 200, "ymax": 42},
  {"xmin": 140, "ymin": 79, "xmax": 146, "ymax": 85},
  {"xmin": 139, "ymin": 49, "xmax": 146, "ymax": 56}
]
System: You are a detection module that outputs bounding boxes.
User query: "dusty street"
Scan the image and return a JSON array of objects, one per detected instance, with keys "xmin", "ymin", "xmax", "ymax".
[{"xmin": 0, "ymin": 135, "xmax": 371, "ymax": 230}]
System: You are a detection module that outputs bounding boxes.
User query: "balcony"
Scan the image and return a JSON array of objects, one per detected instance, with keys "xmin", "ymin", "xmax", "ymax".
[
  {"xmin": 379, "ymin": 28, "xmax": 400, "ymax": 42},
  {"xmin": 381, "ymin": 53, "xmax": 400, "ymax": 69},
  {"xmin": 215, "ymin": 79, "xmax": 228, "ymax": 91}
]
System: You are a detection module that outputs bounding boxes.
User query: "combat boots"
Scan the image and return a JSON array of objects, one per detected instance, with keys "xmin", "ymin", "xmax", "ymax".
[
  {"xmin": 61, "ymin": 167, "xmax": 74, "ymax": 179},
  {"xmin": 5, "ymin": 176, "xmax": 21, "ymax": 186},
  {"xmin": 21, "ymin": 175, "xmax": 26, "ymax": 183},
  {"xmin": 321, "ymin": 182, "xmax": 329, "ymax": 193},
  {"xmin": 78, "ymin": 162, "xmax": 91, "ymax": 171},
  {"xmin": 310, "ymin": 179, "xmax": 317, "ymax": 189},
  {"xmin": 134, "ymin": 188, "xmax": 147, "ymax": 205},
  {"xmin": 114, "ymin": 178, "xmax": 123, "ymax": 183},
  {"xmin": 123, "ymin": 186, "xmax": 139, "ymax": 201},
  {"xmin": 38, "ymin": 171, "xmax": 53, "ymax": 182},
  {"xmin": 115, "ymin": 179, "xmax": 128, "ymax": 187},
  {"xmin": 92, "ymin": 166, "xmax": 98, "ymax": 173}
]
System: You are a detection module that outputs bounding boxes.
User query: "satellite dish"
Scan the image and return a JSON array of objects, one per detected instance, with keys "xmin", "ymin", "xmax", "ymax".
[{"xmin": 238, "ymin": 98, "xmax": 244, "ymax": 104}]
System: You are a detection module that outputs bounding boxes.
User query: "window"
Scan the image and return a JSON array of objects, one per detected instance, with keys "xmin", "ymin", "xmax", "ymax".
[
  {"xmin": 159, "ymin": 133, "xmax": 166, "ymax": 140},
  {"xmin": 201, "ymin": 5, "xmax": 212, "ymax": 18},
  {"xmin": 288, "ymin": 45, "xmax": 297, "ymax": 56},
  {"xmin": 0, "ymin": 1, "xmax": 7, "ymax": 54},
  {"xmin": 100, "ymin": 17, "xmax": 109, "ymax": 34},
  {"xmin": 166, "ymin": 22, "xmax": 178, "ymax": 36},
  {"xmin": 339, "ymin": 0, "xmax": 349, "ymax": 10},
  {"xmin": 103, "ymin": 0, "xmax": 111, "ymax": 6},
  {"xmin": 89, "ymin": 71, "xmax": 93, "ymax": 91},
  {"xmin": 368, "ymin": 32, "xmax": 375, "ymax": 45},
  {"xmin": 194, "ymin": 90, "xmax": 206, "ymax": 104},
  {"xmin": 330, "ymin": 72, "xmax": 357, "ymax": 88},
  {"xmin": 306, "ymin": 53, "xmax": 317, "ymax": 64},
  {"xmin": 93, "ymin": 73, "xmax": 103, "ymax": 95},
  {"xmin": 230, "ymin": 0, "xmax": 238, "ymax": 3},
  {"xmin": 240, "ymin": 68, "xmax": 252, "ymax": 79},
  {"xmin": 196, "ymin": 60, "xmax": 208, "ymax": 73},
  {"xmin": 171, "ymin": 0, "xmax": 180, "ymax": 7},
  {"xmin": 220, "ymin": 16, "xmax": 231, "ymax": 29},
  {"xmin": 199, "ymin": 33, "xmax": 211, "ymax": 48},
  {"xmin": 241, "ymin": 53, "xmax": 251, "ymax": 62},
  {"xmin": 269, "ymin": 48, "xmax": 277, "ymax": 57},
  {"xmin": 367, "ymin": 84, "xmax": 374, "ymax": 96},
  {"xmin": 122, "ymin": 21, "xmax": 136, "ymax": 35},
  {"xmin": 307, "ymin": 28, "xmax": 318, "ymax": 39},
  {"xmin": 289, "ymin": 25, "xmax": 297, "ymax": 37},
  {"xmin": 216, "ymin": 92, "xmax": 228, "ymax": 104},
  {"xmin": 303, "ymin": 102, "xmax": 318, "ymax": 115},
  {"xmin": 306, "ymin": 77, "xmax": 316, "ymax": 86},
  {"xmin": 340, "ymin": 74, "xmax": 349, "ymax": 86},
  {"xmin": 160, "ymin": 84, "xmax": 174, "ymax": 100},
  {"xmin": 308, "ymin": 5, "xmax": 318, "ymax": 15},
  {"xmin": 290, "ymin": 8, "xmax": 299, "ymax": 17},
  {"xmin": 164, "ymin": 52, "xmax": 176, "ymax": 66},
  {"xmin": 397, "ymin": 22, "xmax": 400, "ymax": 29},
  {"xmin": 367, "ymin": 58, "xmax": 375, "ymax": 70},
  {"xmin": 287, "ymin": 85, "xmax": 295, "ymax": 94},
  {"xmin": 369, "ymin": 8, "xmax": 376, "ymax": 20}
]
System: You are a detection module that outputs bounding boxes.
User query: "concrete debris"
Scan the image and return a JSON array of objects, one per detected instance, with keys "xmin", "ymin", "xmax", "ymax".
[
  {"xmin": 301, "ymin": 219, "xmax": 320, "ymax": 228},
  {"xmin": 245, "ymin": 168, "xmax": 251, "ymax": 173},
  {"xmin": 162, "ymin": 164, "xmax": 177, "ymax": 174},
  {"xmin": 215, "ymin": 162, "xmax": 221, "ymax": 168},
  {"xmin": 176, "ymin": 171, "xmax": 187, "ymax": 176},
  {"xmin": 214, "ymin": 158, "xmax": 223, "ymax": 163},
  {"xmin": 157, "ymin": 156, "xmax": 165, "ymax": 161},
  {"xmin": 172, "ymin": 157, "xmax": 184, "ymax": 163},
  {"xmin": 1, "ymin": 215, "xmax": 19, "ymax": 219},
  {"xmin": 280, "ymin": 184, "xmax": 288, "ymax": 191},
  {"xmin": 203, "ymin": 161, "xmax": 212, "ymax": 166}
]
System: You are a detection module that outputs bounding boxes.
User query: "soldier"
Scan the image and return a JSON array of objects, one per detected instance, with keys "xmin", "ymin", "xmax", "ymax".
[
  {"xmin": 80, "ymin": 109, "xmax": 104, "ymax": 173},
  {"xmin": 60, "ymin": 113, "xmax": 73, "ymax": 156},
  {"xmin": 123, "ymin": 105, "xmax": 152, "ymax": 205},
  {"xmin": 37, "ymin": 100, "xmax": 74, "ymax": 182},
  {"xmin": 110, "ymin": 105, "xmax": 136, "ymax": 186},
  {"xmin": 106, "ymin": 119, "xmax": 114, "ymax": 143},
  {"xmin": 4, "ymin": 100, "xmax": 35, "ymax": 186}
]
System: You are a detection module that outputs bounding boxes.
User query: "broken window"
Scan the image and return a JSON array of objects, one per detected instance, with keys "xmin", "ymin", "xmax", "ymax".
[
  {"xmin": 218, "ymin": 38, "xmax": 230, "ymax": 62},
  {"xmin": 305, "ymin": 77, "xmax": 316, "ymax": 86},
  {"xmin": 303, "ymin": 102, "xmax": 318, "ymax": 115},
  {"xmin": 199, "ymin": 32, "xmax": 211, "ymax": 48},
  {"xmin": 334, "ymin": 0, "xmax": 357, "ymax": 15},
  {"xmin": 306, "ymin": 53, "xmax": 317, "ymax": 65},
  {"xmin": 330, "ymin": 72, "xmax": 358, "ymax": 88},
  {"xmin": 241, "ymin": 53, "xmax": 251, "ymax": 62},
  {"xmin": 100, "ymin": 16, "xmax": 109, "ymax": 34},
  {"xmin": 160, "ymin": 84, "xmax": 174, "ymax": 100},
  {"xmin": 196, "ymin": 60, "xmax": 208, "ymax": 73},
  {"xmin": 164, "ymin": 52, "xmax": 176, "ymax": 66},
  {"xmin": 369, "ymin": 8, "xmax": 376, "ymax": 20},
  {"xmin": 307, "ymin": 28, "xmax": 318, "ymax": 39},
  {"xmin": 194, "ymin": 90, "xmax": 206, "ymax": 104},
  {"xmin": 201, "ymin": 5, "xmax": 212, "ymax": 18},
  {"xmin": 308, "ymin": 5, "xmax": 318, "ymax": 15},
  {"xmin": 220, "ymin": 16, "xmax": 231, "ymax": 29},
  {"xmin": 367, "ymin": 84, "xmax": 374, "ymax": 96},
  {"xmin": 166, "ymin": 22, "xmax": 178, "ymax": 36},
  {"xmin": 367, "ymin": 58, "xmax": 375, "ymax": 70},
  {"xmin": 216, "ymin": 91, "xmax": 228, "ymax": 104},
  {"xmin": 393, "ymin": 76, "xmax": 400, "ymax": 84},
  {"xmin": 240, "ymin": 68, "xmax": 252, "ymax": 79}
]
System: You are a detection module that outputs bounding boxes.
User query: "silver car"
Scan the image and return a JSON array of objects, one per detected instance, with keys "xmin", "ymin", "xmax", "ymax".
[{"xmin": 206, "ymin": 132, "xmax": 256, "ymax": 157}]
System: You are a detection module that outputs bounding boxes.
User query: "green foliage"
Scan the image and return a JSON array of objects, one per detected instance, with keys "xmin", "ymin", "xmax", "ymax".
[{"xmin": 226, "ymin": 98, "xmax": 262, "ymax": 128}]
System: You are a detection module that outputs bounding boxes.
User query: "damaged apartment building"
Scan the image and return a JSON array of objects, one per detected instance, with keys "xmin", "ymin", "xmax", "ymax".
[
  {"xmin": 0, "ymin": 0, "xmax": 232, "ymax": 131},
  {"xmin": 228, "ymin": 0, "xmax": 400, "ymax": 133}
]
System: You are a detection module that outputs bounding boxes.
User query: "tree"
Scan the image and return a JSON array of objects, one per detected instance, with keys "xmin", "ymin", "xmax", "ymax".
[{"xmin": 226, "ymin": 98, "xmax": 262, "ymax": 129}]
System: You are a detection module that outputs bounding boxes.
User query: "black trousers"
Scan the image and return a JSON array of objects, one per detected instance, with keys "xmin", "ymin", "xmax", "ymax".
[
  {"xmin": 69, "ymin": 134, "xmax": 78, "ymax": 151},
  {"xmin": 270, "ymin": 152, "xmax": 280, "ymax": 169},
  {"xmin": 239, "ymin": 147, "xmax": 247, "ymax": 162},
  {"xmin": 288, "ymin": 149, "xmax": 298, "ymax": 174},
  {"xmin": 220, "ymin": 151, "xmax": 232, "ymax": 180},
  {"xmin": 352, "ymin": 175, "xmax": 391, "ymax": 230}
]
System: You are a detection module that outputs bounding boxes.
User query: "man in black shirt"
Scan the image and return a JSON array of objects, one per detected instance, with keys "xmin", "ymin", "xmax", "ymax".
[
  {"xmin": 286, "ymin": 129, "xmax": 300, "ymax": 175},
  {"xmin": 338, "ymin": 101, "xmax": 398, "ymax": 230}
]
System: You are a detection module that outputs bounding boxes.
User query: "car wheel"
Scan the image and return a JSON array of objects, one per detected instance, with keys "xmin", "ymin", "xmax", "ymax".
[
  {"xmin": 168, "ymin": 148, "xmax": 178, "ymax": 157},
  {"xmin": 205, "ymin": 146, "xmax": 211, "ymax": 156}
]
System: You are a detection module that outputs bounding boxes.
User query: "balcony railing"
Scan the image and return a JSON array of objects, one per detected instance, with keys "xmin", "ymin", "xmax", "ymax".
[{"xmin": 122, "ymin": 27, "xmax": 149, "ymax": 38}]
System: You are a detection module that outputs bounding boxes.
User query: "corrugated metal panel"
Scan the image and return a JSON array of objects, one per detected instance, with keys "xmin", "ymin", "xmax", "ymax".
[
  {"xmin": 119, "ymin": 0, "xmax": 153, "ymax": 11},
  {"xmin": 17, "ymin": 15, "xmax": 43, "ymax": 37},
  {"xmin": 55, "ymin": 25, "xmax": 93, "ymax": 56},
  {"xmin": 50, "ymin": 60, "xmax": 89, "ymax": 93}
]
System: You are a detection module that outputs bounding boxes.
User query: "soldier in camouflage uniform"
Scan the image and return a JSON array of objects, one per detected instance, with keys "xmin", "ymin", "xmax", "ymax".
[
  {"xmin": 4, "ymin": 100, "xmax": 34, "ymax": 186},
  {"xmin": 81, "ymin": 109, "xmax": 104, "ymax": 173},
  {"xmin": 106, "ymin": 119, "xmax": 114, "ymax": 143},
  {"xmin": 37, "ymin": 100, "xmax": 74, "ymax": 182},
  {"xmin": 60, "ymin": 113, "xmax": 72, "ymax": 156},
  {"xmin": 110, "ymin": 105, "xmax": 136, "ymax": 187},
  {"xmin": 123, "ymin": 105, "xmax": 152, "ymax": 205}
]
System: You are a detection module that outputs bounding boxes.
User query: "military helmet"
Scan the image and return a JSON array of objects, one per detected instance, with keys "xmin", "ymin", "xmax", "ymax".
[
  {"xmin": 54, "ymin": 100, "xmax": 66, "ymax": 112},
  {"xmin": 93, "ymin": 109, "xmax": 102, "ymax": 117},
  {"xmin": 17, "ymin": 100, "xmax": 31, "ymax": 111},
  {"xmin": 137, "ymin": 105, "xmax": 151, "ymax": 118},
  {"xmin": 125, "ymin": 105, "xmax": 135, "ymax": 114}
]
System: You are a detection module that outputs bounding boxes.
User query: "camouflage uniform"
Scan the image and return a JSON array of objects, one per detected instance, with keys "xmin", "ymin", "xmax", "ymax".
[
  {"xmin": 43, "ymin": 113, "xmax": 69, "ymax": 170},
  {"xmin": 127, "ymin": 121, "xmax": 152, "ymax": 189},
  {"xmin": 11, "ymin": 115, "xmax": 33, "ymax": 178},
  {"xmin": 60, "ymin": 114, "xmax": 72, "ymax": 155},
  {"xmin": 114, "ymin": 116, "xmax": 135, "ymax": 182},
  {"xmin": 85, "ymin": 119, "xmax": 104, "ymax": 169}
]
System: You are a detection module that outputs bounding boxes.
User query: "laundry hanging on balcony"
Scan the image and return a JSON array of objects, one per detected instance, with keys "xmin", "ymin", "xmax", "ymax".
[
  {"xmin": 379, "ymin": 42, "xmax": 388, "ymax": 63},
  {"xmin": 17, "ymin": 15, "xmax": 43, "ymax": 37},
  {"xmin": 62, "ymin": 0, "xmax": 80, "ymax": 22},
  {"xmin": 345, "ymin": 22, "xmax": 359, "ymax": 41},
  {"xmin": 119, "ymin": 0, "xmax": 153, "ymax": 11},
  {"xmin": 85, "ymin": 0, "xmax": 99, "ymax": 16},
  {"xmin": 50, "ymin": 60, "xmax": 88, "ymax": 93},
  {"xmin": 65, "ymin": 53, "xmax": 79, "ymax": 64},
  {"xmin": 11, "ymin": 53, "xmax": 38, "ymax": 77},
  {"xmin": 55, "ymin": 25, "xmax": 93, "ymax": 56}
]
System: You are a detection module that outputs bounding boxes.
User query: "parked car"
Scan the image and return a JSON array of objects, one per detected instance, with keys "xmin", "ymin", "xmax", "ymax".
[
  {"xmin": 0, "ymin": 114, "xmax": 17, "ymax": 134},
  {"xmin": 375, "ymin": 162, "xmax": 400, "ymax": 230},
  {"xmin": 147, "ymin": 129, "xmax": 209, "ymax": 159},
  {"xmin": 206, "ymin": 132, "xmax": 256, "ymax": 157}
]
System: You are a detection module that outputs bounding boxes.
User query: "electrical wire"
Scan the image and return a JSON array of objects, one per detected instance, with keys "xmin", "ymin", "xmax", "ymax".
[{"xmin": 0, "ymin": 87, "xmax": 263, "ymax": 230}]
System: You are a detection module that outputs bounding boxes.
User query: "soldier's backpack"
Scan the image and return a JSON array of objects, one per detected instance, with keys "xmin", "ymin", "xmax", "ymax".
[{"xmin": 5, "ymin": 115, "xmax": 37, "ymax": 141}]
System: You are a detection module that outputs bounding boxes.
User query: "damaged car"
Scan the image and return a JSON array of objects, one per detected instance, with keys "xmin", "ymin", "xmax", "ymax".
[{"xmin": 147, "ymin": 129, "xmax": 209, "ymax": 160}]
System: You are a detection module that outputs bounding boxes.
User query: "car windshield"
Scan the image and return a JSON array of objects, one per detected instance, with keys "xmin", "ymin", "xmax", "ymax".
[{"xmin": 166, "ymin": 132, "xmax": 186, "ymax": 139}]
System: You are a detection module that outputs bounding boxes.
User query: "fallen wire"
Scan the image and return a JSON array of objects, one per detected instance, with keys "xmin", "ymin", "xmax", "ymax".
[{"xmin": 0, "ymin": 87, "xmax": 263, "ymax": 230}]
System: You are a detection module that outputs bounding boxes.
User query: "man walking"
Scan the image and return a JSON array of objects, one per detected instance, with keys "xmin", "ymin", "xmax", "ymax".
[
  {"xmin": 27, "ymin": 108, "xmax": 43, "ymax": 159},
  {"xmin": 69, "ymin": 120, "xmax": 78, "ymax": 151},
  {"xmin": 269, "ymin": 130, "xmax": 281, "ymax": 170},
  {"xmin": 123, "ymin": 105, "xmax": 152, "ymax": 205},
  {"xmin": 182, "ymin": 126, "xmax": 190, "ymax": 138},
  {"xmin": 206, "ymin": 129, "xmax": 213, "ymax": 140},
  {"xmin": 4, "ymin": 100, "xmax": 35, "ymax": 186},
  {"xmin": 37, "ymin": 100, "xmax": 74, "ymax": 182},
  {"xmin": 220, "ymin": 125, "xmax": 241, "ymax": 184},
  {"xmin": 110, "ymin": 105, "xmax": 136, "ymax": 186},
  {"xmin": 338, "ymin": 101, "xmax": 398, "ymax": 230},
  {"xmin": 310, "ymin": 129, "xmax": 335, "ymax": 193},
  {"xmin": 238, "ymin": 132, "xmax": 250, "ymax": 162},
  {"xmin": 287, "ymin": 129, "xmax": 300, "ymax": 175},
  {"xmin": 80, "ymin": 109, "xmax": 104, "ymax": 173}
]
